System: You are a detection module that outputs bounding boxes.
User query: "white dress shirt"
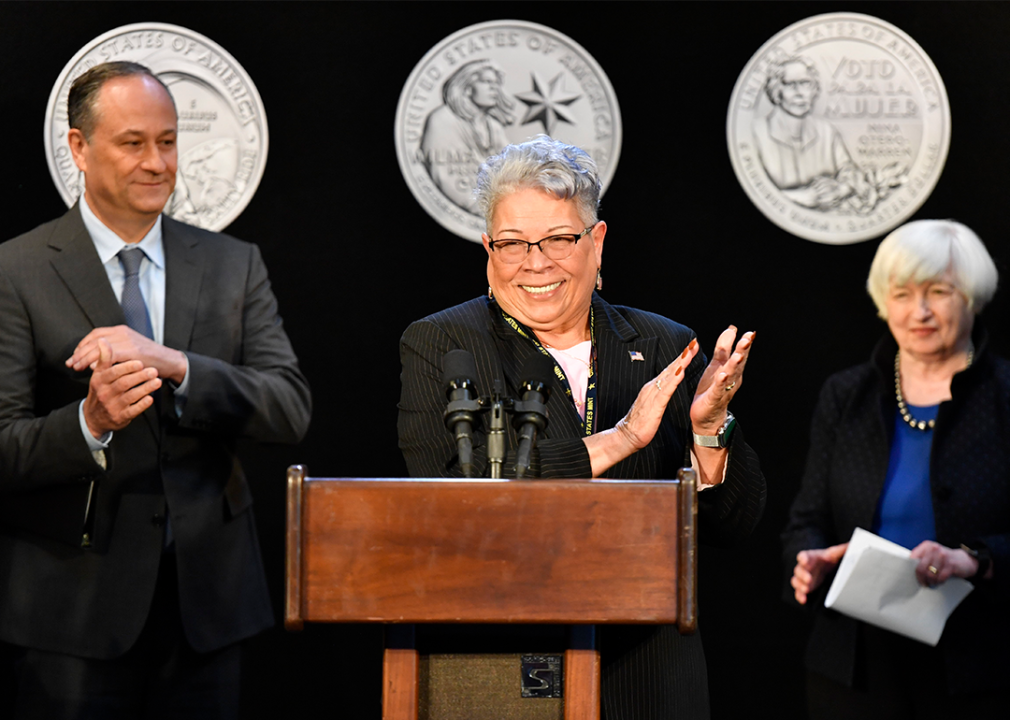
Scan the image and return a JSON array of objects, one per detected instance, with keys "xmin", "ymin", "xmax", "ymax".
[{"xmin": 76, "ymin": 196, "xmax": 190, "ymax": 453}]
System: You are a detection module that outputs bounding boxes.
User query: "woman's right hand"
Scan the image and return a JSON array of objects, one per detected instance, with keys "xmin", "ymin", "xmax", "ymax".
[
  {"xmin": 584, "ymin": 338, "xmax": 700, "ymax": 477},
  {"xmin": 792, "ymin": 543, "xmax": 848, "ymax": 604},
  {"xmin": 616, "ymin": 338, "xmax": 701, "ymax": 451}
]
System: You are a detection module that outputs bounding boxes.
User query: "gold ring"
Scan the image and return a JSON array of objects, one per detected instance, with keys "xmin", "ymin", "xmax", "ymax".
[
  {"xmin": 724, "ymin": 381, "xmax": 737, "ymax": 392},
  {"xmin": 656, "ymin": 378, "xmax": 663, "ymax": 391},
  {"xmin": 928, "ymin": 565, "xmax": 938, "ymax": 575}
]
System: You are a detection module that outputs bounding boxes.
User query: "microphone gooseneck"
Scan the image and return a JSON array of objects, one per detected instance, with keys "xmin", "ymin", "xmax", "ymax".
[
  {"xmin": 442, "ymin": 350, "xmax": 480, "ymax": 478},
  {"xmin": 513, "ymin": 353, "xmax": 553, "ymax": 479}
]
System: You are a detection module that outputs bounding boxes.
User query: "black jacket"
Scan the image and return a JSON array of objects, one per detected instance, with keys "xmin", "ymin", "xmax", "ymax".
[
  {"xmin": 782, "ymin": 326, "xmax": 1010, "ymax": 694},
  {"xmin": 399, "ymin": 294, "xmax": 766, "ymax": 719}
]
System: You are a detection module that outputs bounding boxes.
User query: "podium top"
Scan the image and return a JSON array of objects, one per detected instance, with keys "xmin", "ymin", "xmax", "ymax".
[{"xmin": 286, "ymin": 468, "xmax": 696, "ymax": 628}]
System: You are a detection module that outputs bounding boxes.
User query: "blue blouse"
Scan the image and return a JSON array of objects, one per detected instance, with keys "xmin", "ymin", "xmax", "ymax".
[{"xmin": 871, "ymin": 404, "xmax": 940, "ymax": 549}]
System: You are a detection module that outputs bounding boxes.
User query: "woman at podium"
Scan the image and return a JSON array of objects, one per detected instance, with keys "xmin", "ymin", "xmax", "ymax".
[
  {"xmin": 783, "ymin": 219, "xmax": 1008, "ymax": 718},
  {"xmin": 398, "ymin": 136, "xmax": 766, "ymax": 719}
]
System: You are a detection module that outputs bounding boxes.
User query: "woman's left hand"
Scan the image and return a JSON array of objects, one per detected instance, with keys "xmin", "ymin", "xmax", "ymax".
[
  {"xmin": 690, "ymin": 326, "xmax": 756, "ymax": 434},
  {"xmin": 910, "ymin": 541, "xmax": 979, "ymax": 587}
]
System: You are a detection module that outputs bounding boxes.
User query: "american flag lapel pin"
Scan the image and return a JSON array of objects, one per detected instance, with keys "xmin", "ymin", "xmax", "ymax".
[{"xmin": 628, "ymin": 351, "xmax": 644, "ymax": 362}]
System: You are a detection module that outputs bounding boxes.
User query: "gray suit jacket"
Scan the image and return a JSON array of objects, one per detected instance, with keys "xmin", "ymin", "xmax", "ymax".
[
  {"xmin": 398, "ymin": 295, "xmax": 766, "ymax": 719},
  {"xmin": 0, "ymin": 205, "xmax": 311, "ymax": 659}
]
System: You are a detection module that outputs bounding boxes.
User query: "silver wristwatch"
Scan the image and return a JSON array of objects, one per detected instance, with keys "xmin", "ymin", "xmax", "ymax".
[{"xmin": 693, "ymin": 412, "xmax": 736, "ymax": 449}]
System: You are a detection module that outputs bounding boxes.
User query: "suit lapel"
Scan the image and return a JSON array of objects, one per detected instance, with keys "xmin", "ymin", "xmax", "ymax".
[
  {"xmin": 593, "ymin": 297, "xmax": 656, "ymax": 432},
  {"xmin": 47, "ymin": 206, "xmax": 124, "ymax": 331},
  {"xmin": 162, "ymin": 217, "xmax": 203, "ymax": 352},
  {"xmin": 47, "ymin": 205, "xmax": 162, "ymax": 439},
  {"xmin": 490, "ymin": 306, "xmax": 585, "ymax": 440},
  {"xmin": 490, "ymin": 296, "xmax": 661, "ymax": 441},
  {"xmin": 592, "ymin": 297, "xmax": 660, "ymax": 479}
]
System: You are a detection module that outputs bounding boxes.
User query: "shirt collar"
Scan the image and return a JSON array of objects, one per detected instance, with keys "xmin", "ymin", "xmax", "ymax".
[
  {"xmin": 768, "ymin": 108, "xmax": 820, "ymax": 150},
  {"xmin": 79, "ymin": 194, "xmax": 165, "ymax": 270}
]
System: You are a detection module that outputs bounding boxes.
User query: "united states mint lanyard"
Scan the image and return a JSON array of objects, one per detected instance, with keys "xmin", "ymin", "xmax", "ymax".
[{"xmin": 499, "ymin": 307, "xmax": 598, "ymax": 437}]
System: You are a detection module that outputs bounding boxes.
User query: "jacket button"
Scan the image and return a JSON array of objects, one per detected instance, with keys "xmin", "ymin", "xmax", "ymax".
[{"xmin": 152, "ymin": 514, "xmax": 166, "ymax": 527}]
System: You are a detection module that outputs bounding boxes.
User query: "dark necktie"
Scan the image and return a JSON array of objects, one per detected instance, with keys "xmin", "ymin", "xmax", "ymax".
[
  {"xmin": 117, "ymin": 248, "xmax": 174, "ymax": 549},
  {"xmin": 117, "ymin": 248, "xmax": 154, "ymax": 339}
]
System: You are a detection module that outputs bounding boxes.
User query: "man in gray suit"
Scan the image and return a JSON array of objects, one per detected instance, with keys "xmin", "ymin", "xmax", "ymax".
[{"xmin": 0, "ymin": 62, "xmax": 311, "ymax": 718}]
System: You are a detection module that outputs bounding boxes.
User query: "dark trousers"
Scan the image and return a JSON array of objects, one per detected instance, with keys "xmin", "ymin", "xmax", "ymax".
[
  {"xmin": 10, "ymin": 554, "xmax": 241, "ymax": 720},
  {"xmin": 807, "ymin": 623, "xmax": 1007, "ymax": 720}
]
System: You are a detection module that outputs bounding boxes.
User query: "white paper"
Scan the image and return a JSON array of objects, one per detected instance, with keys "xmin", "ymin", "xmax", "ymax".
[{"xmin": 824, "ymin": 527, "xmax": 973, "ymax": 646}]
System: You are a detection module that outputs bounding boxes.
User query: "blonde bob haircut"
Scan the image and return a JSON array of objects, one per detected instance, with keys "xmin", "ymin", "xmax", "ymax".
[{"xmin": 867, "ymin": 219, "xmax": 999, "ymax": 319}]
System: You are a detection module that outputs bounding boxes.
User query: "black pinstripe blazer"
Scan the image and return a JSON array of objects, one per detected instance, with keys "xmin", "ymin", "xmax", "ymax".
[
  {"xmin": 398, "ymin": 294, "xmax": 766, "ymax": 719},
  {"xmin": 782, "ymin": 327, "xmax": 1010, "ymax": 695}
]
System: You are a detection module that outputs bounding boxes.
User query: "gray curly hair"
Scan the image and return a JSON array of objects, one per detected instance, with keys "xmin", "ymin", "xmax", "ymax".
[{"xmin": 475, "ymin": 135, "xmax": 601, "ymax": 231}]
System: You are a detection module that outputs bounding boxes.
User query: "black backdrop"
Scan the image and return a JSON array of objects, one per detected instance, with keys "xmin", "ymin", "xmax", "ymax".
[{"xmin": 2, "ymin": 2, "xmax": 1008, "ymax": 718}]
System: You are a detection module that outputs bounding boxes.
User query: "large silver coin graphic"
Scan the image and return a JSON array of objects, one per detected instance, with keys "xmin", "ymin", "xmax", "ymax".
[
  {"xmin": 727, "ymin": 13, "xmax": 950, "ymax": 244},
  {"xmin": 45, "ymin": 23, "xmax": 268, "ymax": 232},
  {"xmin": 395, "ymin": 20, "xmax": 622, "ymax": 242}
]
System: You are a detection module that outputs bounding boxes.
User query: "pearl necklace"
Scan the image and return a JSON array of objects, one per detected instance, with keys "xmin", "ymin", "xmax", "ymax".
[{"xmin": 894, "ymin": 346, "xmax": 973, "ymax": 431}]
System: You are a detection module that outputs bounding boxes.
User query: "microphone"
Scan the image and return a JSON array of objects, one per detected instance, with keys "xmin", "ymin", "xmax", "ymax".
[
  {"xmin": 442, "ymin": 350, "xmax": 480, "ymax": 478},
  {"xmin": 513, "ymin": 353, "xmax": 553, "ymax": 479}
]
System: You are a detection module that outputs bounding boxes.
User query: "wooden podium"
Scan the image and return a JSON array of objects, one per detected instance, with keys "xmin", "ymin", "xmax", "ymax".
[{"xmin": 285, "ymin": 465, "xmax": 697, "ymax": 720}]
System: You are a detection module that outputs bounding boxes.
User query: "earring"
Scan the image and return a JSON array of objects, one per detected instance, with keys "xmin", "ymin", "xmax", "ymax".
[
  {"xmin": 488, "ymin": 286, "xmax": 494, "ymax": 300},
  {"xmin": 596, "ymin": 269, "xmax": 603, "ymax": 291}
]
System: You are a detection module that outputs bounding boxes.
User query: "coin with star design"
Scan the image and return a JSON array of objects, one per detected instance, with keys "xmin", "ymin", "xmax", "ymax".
[
  {"xmin": 45, "ymin": 23, "xmax": 268, "ymax": 232},
  {"xmin": 395, "ymin": 20, "xmax": 622, "ymax": 242}
]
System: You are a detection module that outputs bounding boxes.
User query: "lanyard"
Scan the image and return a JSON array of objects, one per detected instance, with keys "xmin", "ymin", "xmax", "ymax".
[{"xmin": 499, "ymin": 307, "xmax": 598, "ymax": 436}]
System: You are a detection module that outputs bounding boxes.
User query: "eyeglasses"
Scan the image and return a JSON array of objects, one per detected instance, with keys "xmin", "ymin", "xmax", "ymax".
[
  {"xmin": 781, "ymin": 79, "xmax": 815, "ymax": 91},
  {"xmin": 487, "ymin": 225, "xmax": 595, "ymax": 264}
]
